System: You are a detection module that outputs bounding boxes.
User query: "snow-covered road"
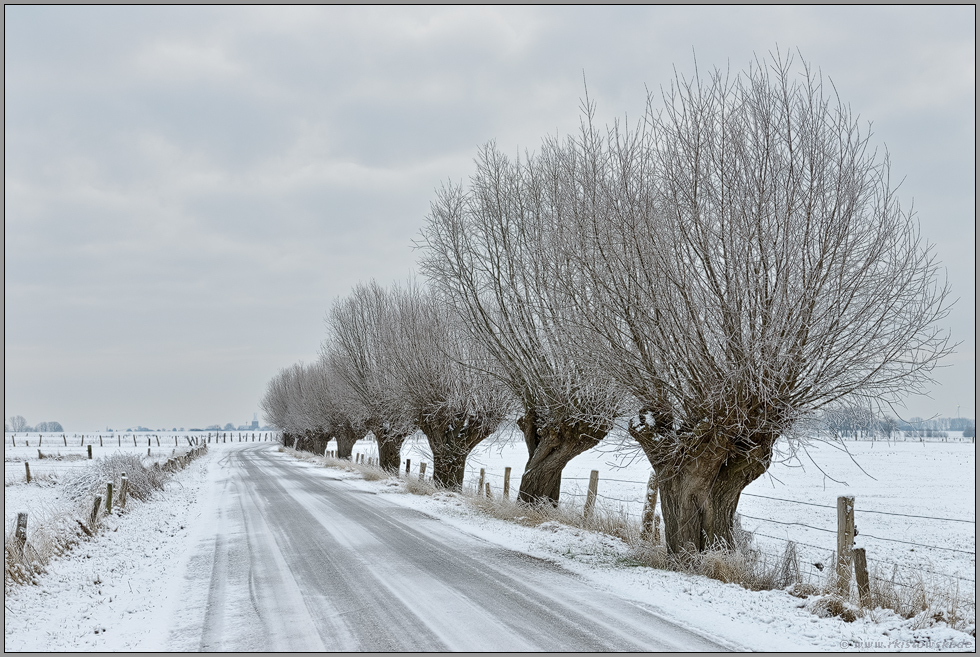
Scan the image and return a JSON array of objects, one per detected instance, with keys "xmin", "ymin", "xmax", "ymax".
[{"xmin": 164, "ymin": 444, "xmax": 729, "ymax": 651}]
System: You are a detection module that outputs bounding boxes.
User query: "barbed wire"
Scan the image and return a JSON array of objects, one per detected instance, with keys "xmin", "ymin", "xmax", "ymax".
[
  {"xmin": 858, "ymin": 533, "xmax": 977, "ymax": 556},
  {"xmin": 739, "ymin": 513, "xmax": 838, "ymax": 534}
]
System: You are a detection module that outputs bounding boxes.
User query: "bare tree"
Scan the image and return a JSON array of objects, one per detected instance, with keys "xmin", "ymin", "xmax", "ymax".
[
  {"xmin": 560, "ymin": 53, "xmax": 952, "ymax": 552},
  {"xmin": 326, "ymin": 282, "xmax": 418, "ymax": 471},
  {"xmin": 419, "ymin": 143, "xmax": 625, "ymax": 504},
  {"xmin": 384, "ymin": 282, "xmax": 510, "ymax": 490}
]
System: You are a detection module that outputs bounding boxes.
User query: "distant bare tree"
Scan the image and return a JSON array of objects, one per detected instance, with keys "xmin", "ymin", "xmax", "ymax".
[
  {"xmin": 9, "ymin": 415, "xmax": 28, "ymax": 433},
  {"xmin": 419, "ymin": 143, "xmax": 625, "ymax": 504},
  {"xmin": 384, "ymin": 283, "xmax": 510, "ymax": 490},
  {"xmin": 558, "ymin": 53, "xmax": 952, "ymax": 552},
  {"xmin": 326, "ymin": 282, "xmax": 418, "ymax": 471},
  {"xmin": 306, "ymin": 355, "xmax": 368, "ymax": 459}
]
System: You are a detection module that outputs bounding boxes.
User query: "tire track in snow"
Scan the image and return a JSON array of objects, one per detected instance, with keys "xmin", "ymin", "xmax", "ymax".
[{"xmin": 172, "ymin": 444, "xmax": 730, "ymax": 651}]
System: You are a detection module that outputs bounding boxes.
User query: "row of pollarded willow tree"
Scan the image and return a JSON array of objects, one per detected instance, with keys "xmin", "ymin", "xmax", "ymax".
[{"xmin": 263, "ymin": 53, "xmax": 952, "ymax": 554}]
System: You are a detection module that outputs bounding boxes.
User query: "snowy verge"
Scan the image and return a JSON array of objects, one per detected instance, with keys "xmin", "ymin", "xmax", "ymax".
[
  {"xmin": 292, "ymin": 454, "xmax": 975, "ymax": 653},
  {"xmin": 3, "ymin": 451, "xmax": 214, "ymax": 652}
]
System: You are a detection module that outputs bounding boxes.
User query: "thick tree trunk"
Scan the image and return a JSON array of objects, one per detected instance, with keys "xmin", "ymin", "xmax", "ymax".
[
  {"xmin": 419, "ymin": 414, "xmax": 497, "ymax": 491},
  {"xmin": 639, "ymin": 432, "xmax": 774, "ymax": 553},
  {"xmin": 335, "ymin": 428, "xmax": 358, "ymax": 460},
  {"xmin": 516, "ymin": 410, "xmax": 609, "ymax": 505}
]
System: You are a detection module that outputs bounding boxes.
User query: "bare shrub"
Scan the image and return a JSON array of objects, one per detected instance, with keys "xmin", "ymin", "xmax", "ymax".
[
  {"xmin": 4, "ymin": 508, "xmax": 83, "ymax": 592},
  {"xmin": 62, "ymin": 452, "xmax": 167, "ymax": 504}
]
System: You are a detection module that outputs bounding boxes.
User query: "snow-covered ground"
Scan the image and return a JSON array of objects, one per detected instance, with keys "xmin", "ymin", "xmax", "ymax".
[{"xmin": 4, "ymin": 432, "xmax": 975, "ymax": 651}]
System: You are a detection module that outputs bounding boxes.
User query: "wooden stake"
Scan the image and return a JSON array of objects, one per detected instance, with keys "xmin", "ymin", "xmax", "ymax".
[
  {"xmin": 503, "ymin": 467, "xmax": 512, "ymax": 499},
  {"xmin": 836, "ymin": 495, "xmax": 855, "ymax": 596},
  {"xmin": 478, "ymin": 468, "xmax": 485, "ymax": 496},
  {"xmin": 641, "ymin": 472, "xmax": 659, "ymax": 541},
  {"xmin": 63, "ymin": 434, "xmax": 68, "ymax": 446},
  {"xmin": 106, "ymin": 482, "xmax": 113, "ymax": 514},
  {"xmin": 120, "ymin": 474, "xmax": 129, "ymax": 509},
  {"xmin": 419, "ymin": 462, "xmax": 427, "ymax": 479},
  {"xmin": 100, "ymin": 435, "xmax": 103, "ymax": 447},
  {"xmin": 15, "ymin": 512, "xmax": 28, "ymax": 545},
  {"xmin": 90, "ymin": 495, "xmax": 102, "ymax": 527},
  {"xmin": 584, "ymin": 470, "xmax": 599, "ymax": 520},
  {"xmin": 853, "ymin": 547, "xmax": 871, "ymax": 607},
  {"xmin": 25, "ymin": 462, "xmax": 32, "ymax": 484},
  {"xmin": 88, "ymin": 444, "xmax": 93, "ymax": 459},
  {"xmin": 405, "ymin": 459, "xmax": 411, "ymax": 475},
  {"xmin": 485, "ymin": 482, "xmax": 492, "ymax": 499}
]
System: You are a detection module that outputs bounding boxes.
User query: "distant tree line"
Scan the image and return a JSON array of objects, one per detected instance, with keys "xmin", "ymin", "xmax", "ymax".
[
  {"xmin": 6, "ymin": 416, "xmax": 63, "ymax": 433},
  {"xmin": 262, "ymin": 53, "xmax": 953, "ymax": 554}
]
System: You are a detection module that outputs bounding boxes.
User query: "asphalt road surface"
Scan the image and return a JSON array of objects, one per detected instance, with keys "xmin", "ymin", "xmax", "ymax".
[{"xmin": 166, "ymin": 444, "xmax": 730, "ymax": 651}]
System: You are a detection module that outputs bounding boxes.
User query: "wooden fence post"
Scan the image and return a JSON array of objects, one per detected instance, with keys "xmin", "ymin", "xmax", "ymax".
[
  {"xmin": 63, "ymin": 434, "xmax": 68, "ymax": 446},
  {"xmin": 88, "ymin": 445, "xmax": 93, "ymax": 459},
  {"xmin": 503, "ymin": 467, "xmax": 511, "ymax": 499},
  {"xmin": 25, "ymin": 462, "xmax": 32, "ymax": 483},
  {"xmin": 16, "ymin": 512, "xmax": 28, "ymax": 548},
  {"xmin": 133, "ymin": 436, "xmax": 137, "ymax": 447},
  {"xmin": 853, "ymin": 547, "xmax": 871, "ymax": 607},
  {"xmin": 120, "ymin": 474, "xmax": 129, "ymax": 509},
  {"xmin": 485, "ymin": 482, "xmax": 492, "ymax": 499},
  {"xmin": 106, "ymin": 482, "xmax": 113, "ymax": 514},
  {"xmin": 478, "ymin": 468, "xmax": 485, "ymax": 496},
  {"xmin": 836, "ymin": 495, "xmax": 855, "ymax": 596},
  {"xmin": 419, "ymin": 462, "xmax": 427, "ymax": 479},
  {"xmin": 90, "ymin": 495, "xmax": 102, "ymax": 527},
  {"xmin": 641, "ymin": 472, "xmax": 659, "ymax": 541},
  {"xmin": 584, "ymin": 470, "xmax": 599, "ymax": 520},
  {"xmin": 100, "ymin": 435, "xmax": 103, "ymax": 447},
  {"xmin": 405, "ymin": 459, "xmax": 411, "ymax": 475},
  {"xmin": 81, "ymin": 435, "xmax": 84, "ymax": 446},
  {"xmin": 11, "ymin": 436, "xmax": 15, "ymax": 447},
  {"xmin": 118, "ymin": 435, "xmax": 121, "ymax": 446}
]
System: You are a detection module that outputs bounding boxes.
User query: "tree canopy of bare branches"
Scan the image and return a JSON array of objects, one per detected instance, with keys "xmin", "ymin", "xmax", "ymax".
[
  {"xmin": 419, "ymin": 143, "xmax": 626, "ymax": 504},
  {"xmin": 549, "ymin": 53, "xmax": 953, "ymax": 552}
]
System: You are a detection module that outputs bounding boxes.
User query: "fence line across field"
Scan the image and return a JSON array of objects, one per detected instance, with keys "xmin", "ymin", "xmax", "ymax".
[{"xmin": 454, "ymin": 460, "xmax": 976, "ymax": 596}]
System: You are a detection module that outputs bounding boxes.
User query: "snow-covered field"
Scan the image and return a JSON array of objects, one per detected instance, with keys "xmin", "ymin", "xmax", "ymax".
[
  {"xmin": 4, "ymin": 431, "xmax": 975, "ymax": 651},
  {"xmin": 363, "ymin": 427, "xmax": 976, "ymax": 606}
]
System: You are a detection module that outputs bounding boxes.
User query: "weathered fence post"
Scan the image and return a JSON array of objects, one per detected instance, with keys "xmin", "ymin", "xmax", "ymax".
[
  {"xmin": 11, "ymin": 436, "xmax": 15, "ymax": 447},
  {"xmin": 485, "ymin": 482, "xmax": 492, "ymax": 499},
  {"xmin": 90, "ymin": 495, "xmax": 102, "ymax": 527},
  {"xmin": 503, "ymin": 467, "xmax": 512, "ymax": 499},
  {"xmin": 63, "ymin": 434, "xmax": 68, "ymax": 446},
  {"xmin": 641, "ymin": 472, "xmax": 659, "ymax": 541},
  {"xmin": 80, "ymin": 435, "xmax": 84, "ymax": 447},
  {"xmin": 16, "ymin": 512, "xmax": 28, "ymax": 546},
  {"xmin": 100, "ymin": 435, "xmax": 103, "ymax": 447},
  {"xmin": 25, "ymin": 462, "xmax": 32, "ymax": 483},
  {"xmin": 118, "ymin": 435, "xmax": 121, "ymax": 446},
  {"xmin": 853, "ymin": 547, "xmax": 871, "ymax": 607},
  {"xmin": 419, "ymin": 462, "xmax": 427, "ymax": 479},
  {"xmin": 106, "ymin": 482, "xmax": 113, "ymax": 514},
  {"xmin": 405, "ymin": 459, "xmax": 411, "ymax": 475},
  {"xmin": 584, "ymin": 470, "xmax": 599, "ymax": 521},
  {"xmin": 478, "ymin": 468, "xmax": 486, "ymax": 496},
  {"xmin": 120, "ymin": 474, "xmax": 129, "ymax": 509},
  {"xmin": 88, "ymin": 444, "xmax": 93, "ymax": 460},
  {"xmin": 836, "ymin": 495, "xmax": 855, "ymax": 596},
  {"xmin": 133, "ymin": 436, "xmax": 137, "ymax": 447}
]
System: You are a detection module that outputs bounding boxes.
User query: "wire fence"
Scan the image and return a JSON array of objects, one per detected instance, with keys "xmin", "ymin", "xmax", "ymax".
[{"xmin": 456, "ymin": 459, "xmax": 977, "ymax": 595}]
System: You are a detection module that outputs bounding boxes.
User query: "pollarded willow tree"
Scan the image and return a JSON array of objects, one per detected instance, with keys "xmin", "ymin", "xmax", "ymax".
[
  {"xmin": 304, "ymin": 356, "xmax": 368, "ymax": 459},
  {"xmin": 559, "ymin": 53, "xmax": 952, "ymax": 552},
  {"xmin": 419, "ymin": 143, "xmax": 625, "ymax": 504},
  {"xmin": 326, "ymin": 281, "xmax": 418, "ymax": 472},
  {"xmin": 384, "ymin": 283, "xmax": 511, "ymax": 490}
]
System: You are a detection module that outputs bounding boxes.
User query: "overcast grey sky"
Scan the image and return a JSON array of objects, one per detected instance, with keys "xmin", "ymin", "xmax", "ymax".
[{"xmin": 4, "ymin": 6, "xmax": 975, "ymax": 431}]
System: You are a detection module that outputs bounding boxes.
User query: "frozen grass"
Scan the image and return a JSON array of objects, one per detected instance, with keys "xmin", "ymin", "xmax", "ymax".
[{"xmin": 4, "ymin": 447, "xmax": 207, "ymax": 593}]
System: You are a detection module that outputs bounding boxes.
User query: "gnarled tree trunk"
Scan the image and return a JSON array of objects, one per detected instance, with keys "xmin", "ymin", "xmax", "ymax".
[
  {"xmin": 368, "ymin": 422, "xmax": 411, "ymax": 472},
  {"xmin": 633, "ymin": 421, "xmax": 775, "ymax": 553},
  {"xmin": 517, "ymin": 409, "xmax": 609, "ymax": 505},
  {"xmin": 333, "ymin": 421, "xmax": 362, "ymax": 460},
  {"xmin": 419, "ymin": 413, "xmax": 498, "ymax": 491}
]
